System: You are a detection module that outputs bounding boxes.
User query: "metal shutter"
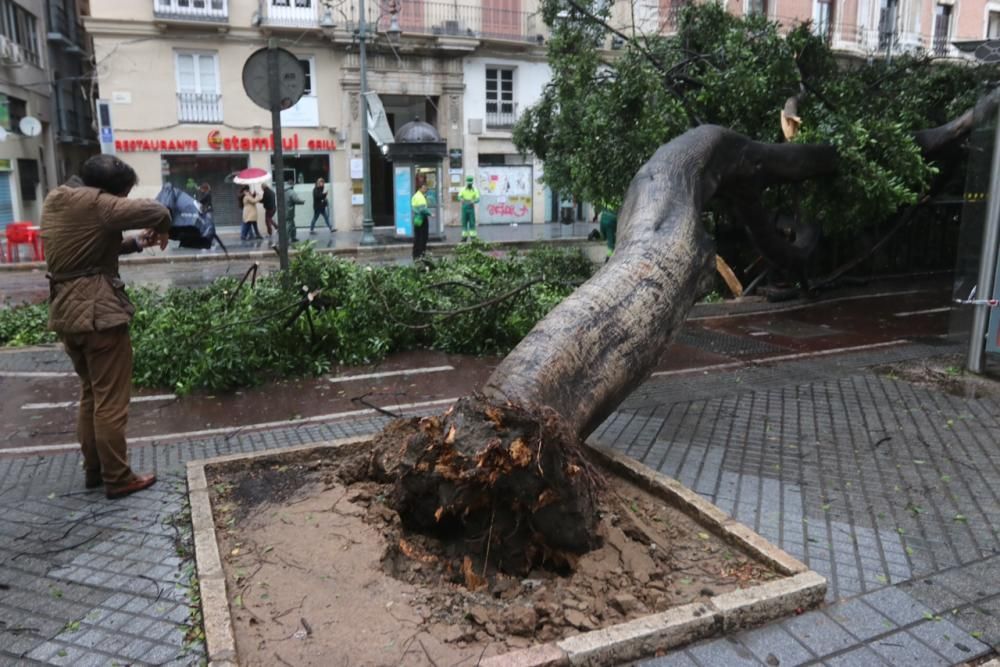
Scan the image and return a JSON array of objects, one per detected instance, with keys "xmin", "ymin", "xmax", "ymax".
[{"xmin": 0, "ymin": 173, "xmax": 13, "ymax": 228}]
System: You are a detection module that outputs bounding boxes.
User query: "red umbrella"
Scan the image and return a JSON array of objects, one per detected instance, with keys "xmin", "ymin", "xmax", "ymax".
[{"xmin": 232, "ymin": 167, "xmax": 271, "ymax": 185}]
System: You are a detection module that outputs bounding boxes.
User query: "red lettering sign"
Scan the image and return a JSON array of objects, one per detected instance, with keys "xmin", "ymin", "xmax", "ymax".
[
  {"xmin": 307, "ymin": 139, "xmax": 337, "ymax": 151},
  {"xmin": 110, "ymin": 132, "xmax": 322, "ymax": 153}
]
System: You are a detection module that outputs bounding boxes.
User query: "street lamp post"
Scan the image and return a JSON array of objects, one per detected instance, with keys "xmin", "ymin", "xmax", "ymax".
[
  {"xmin": 354, "ymin": 0, "xmax": 400, "ymax": 246},
  {"xmin": 358, "ymin": 0, "xmax": 377, "ymax": 246}
]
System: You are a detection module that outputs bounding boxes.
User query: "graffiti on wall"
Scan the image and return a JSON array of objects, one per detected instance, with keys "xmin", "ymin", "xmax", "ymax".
[{"xmin": 478, "ymin": 166, "xmax": 532, "ymax": 224}]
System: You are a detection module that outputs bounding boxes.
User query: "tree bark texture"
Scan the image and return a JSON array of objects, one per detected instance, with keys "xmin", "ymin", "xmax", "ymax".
[{"xmin": 484, "ymin": 125, "xmax": 837, "ymax": 439}]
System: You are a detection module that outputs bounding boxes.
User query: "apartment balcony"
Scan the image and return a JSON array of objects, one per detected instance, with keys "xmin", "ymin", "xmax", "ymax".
[
  {"xmin": 47, "ymin": 2, "xmax": 84, "ymax": 51},
  {"xmin": 261, "ymin": 0, "xmax": 320, "ymax": 28},
  {"xmin": 177, "ymin": 92, "xmax": 224, "ymax": 123},
  {"xmin": 486, "ymin": 104, "xmax": 518, "ymax": 130},
  {"xmin": 292, "ymin": 1, "xmax": 545, "ymax": 44},
  {"xmin": 55, "ymin": 85, "xmax": 96, "ymax": 144},
  {"xmin": 154, "ymin": 0, "xmax": 229, "ymax": 24}
]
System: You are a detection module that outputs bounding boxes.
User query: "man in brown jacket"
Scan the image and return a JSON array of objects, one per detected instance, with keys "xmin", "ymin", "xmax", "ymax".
[{"xmin": 41, "ymin": 155, "xmax": 171, "ymax": 499}]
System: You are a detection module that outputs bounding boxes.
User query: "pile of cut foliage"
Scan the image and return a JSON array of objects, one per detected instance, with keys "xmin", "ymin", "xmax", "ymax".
[{"xmin": 0, "ymin": 243, "xmax": 593, "ymax": 394}]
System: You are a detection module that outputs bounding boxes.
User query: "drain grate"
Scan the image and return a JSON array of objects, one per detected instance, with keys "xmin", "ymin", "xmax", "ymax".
[{"xmin": 677, "ymin": 327, "xmax": 787, "ymax": 358}]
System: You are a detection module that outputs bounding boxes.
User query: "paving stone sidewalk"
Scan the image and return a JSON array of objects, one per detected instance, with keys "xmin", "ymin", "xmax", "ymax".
[{"xmin": 2, "ymin": 339, "xmax": 998, "ymax": 665}]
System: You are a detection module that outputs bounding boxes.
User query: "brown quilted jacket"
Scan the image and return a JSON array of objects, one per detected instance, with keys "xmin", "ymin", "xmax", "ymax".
[{"xmin": 41, "ymin": 181, "xmax": 171, "ymax": 334}]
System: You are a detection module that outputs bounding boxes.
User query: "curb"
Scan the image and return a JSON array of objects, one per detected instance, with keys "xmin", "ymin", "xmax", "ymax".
[
  {"xmin": 0, "ymin": 236, "xmax": 600, "ymax": 272},
  {"xmin": 187, "ymin": 437, "xmax": 826, "ymax": 666}
]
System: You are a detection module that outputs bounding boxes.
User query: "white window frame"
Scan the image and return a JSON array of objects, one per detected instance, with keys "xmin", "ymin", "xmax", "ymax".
[
  {"xmin": 743, "ymin": 0, "xmax": 767, "ymax": 17},
  {"xmin": 174, "ymin": 50, "xmax": 221, "ymax": 96},
  {"xmin": 812, "ymin": 0, "xmax": 834, "ymax": 41},
  {"xmin": 175, "ymin": 50, "xmax": 222, "ymax": 123},
  {"xmin": 985, "ymin": 2, "xmax": 1000, "ymax": 38},
  {"xmin": 298, "ymin": 56, "xmax": 315, "ymax": 97},
  {"xmin": 485, "ymin": 66, "xmax": 516, "ymax": 115},
  {"xmin": 932, "ymin": 2, "xmax": 953, "ymax": 55},
  {"xmin": 280, "ymin": 55, "xmax": 319, "ymax": 127}
]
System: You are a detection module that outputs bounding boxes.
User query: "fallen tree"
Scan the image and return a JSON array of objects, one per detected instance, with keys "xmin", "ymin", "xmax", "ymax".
[
  {"xmin": 372, "ymin": 126, "xmax": 836, "ymax": 574},
  {"xmin": 362, "ymin": 4, "xmax": 1000, "ymax": 573}
]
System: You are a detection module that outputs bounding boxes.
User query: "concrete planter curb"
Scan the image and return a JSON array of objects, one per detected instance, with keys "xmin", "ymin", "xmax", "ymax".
[{"xmin": 187, "ymin": 437, "xmax": 826, "ymax": 666}]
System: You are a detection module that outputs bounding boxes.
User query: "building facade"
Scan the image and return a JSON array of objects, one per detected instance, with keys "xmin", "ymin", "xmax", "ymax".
[
  {"xmin": 0, "ymin": 0, "xmax": 58, "ymax": 227},
  {"xmin": 82, "ymin": 0, "xmax": 994, "ymax": 234},
  {"xmin": 83, "ymin": 0, "xmax": 552, "ymax": 233},
  {"xmin": 0, "ymin": 0, "xmax": 96, "ymax": 231}
]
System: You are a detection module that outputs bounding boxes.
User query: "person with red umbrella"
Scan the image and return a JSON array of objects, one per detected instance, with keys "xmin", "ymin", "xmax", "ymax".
[
  {"xmin": 234, "ymin": 168, "xmax": 269, "ymax": 241},
  {"xmin": 239, "ymin": 185, "xmax": 263, "ymax": 241}
]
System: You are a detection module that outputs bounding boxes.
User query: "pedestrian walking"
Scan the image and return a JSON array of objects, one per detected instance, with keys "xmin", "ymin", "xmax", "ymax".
[
  {"xmin": 261, "ymin": 183, "xmax": 277, "ymax": 238},
  {"xmin": 285, "ymin": 182, "xmax": 305, "ymax": 243},
  {"xmin": 459, "ymin": 175, "xmax": 480, "ymax": 241},
  {"xmin": 40, "ymin": 155, "xmax": 170, "ymax": 498},
  {"xmin": 411, "ymin": 180, "xmax": 431, "ymax": 260},
  {"xmin": 309, "ymin": 178, "xmax": 332, "ymax": 233},
  {"xmin": 240, "ymin": 185, "xmax": 263, "ymax": 240}
]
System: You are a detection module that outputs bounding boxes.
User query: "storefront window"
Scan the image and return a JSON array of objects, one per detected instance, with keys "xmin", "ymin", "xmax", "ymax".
[
  {"xmin": 279, "ymin": 155, "xmax": 329, "ymax": 185},
  {"xmin": 163, "ymin": 154, "xmax": 248, "ymax": 227},
  {"xmin": 278, "ymin": 155, "xmax": 332, "ymax": 226}
]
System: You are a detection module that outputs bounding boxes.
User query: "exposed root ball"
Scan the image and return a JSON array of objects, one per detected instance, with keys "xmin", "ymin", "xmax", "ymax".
[{"xmin": 383, "ymin": 396, "xmax": 602, "ymax": 575}]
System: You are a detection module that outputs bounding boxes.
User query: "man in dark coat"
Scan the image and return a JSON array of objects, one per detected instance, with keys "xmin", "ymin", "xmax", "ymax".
[
  {"xmin": 261, "ymin": 183, "xmax": 277, "ymax": 238},
  {"xmin": 40, "ymin": 155, "xmax": 170, "ymax": 499}
]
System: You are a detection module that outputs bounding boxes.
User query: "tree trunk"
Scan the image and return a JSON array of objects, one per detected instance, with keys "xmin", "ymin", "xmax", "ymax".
[
  {"xmin": 381, "ymin": 126, "xmax": 837, "ymax": 574},
  {"xmin": 484, "ymin": 126, "xmax": 836, "ymax": 439}
]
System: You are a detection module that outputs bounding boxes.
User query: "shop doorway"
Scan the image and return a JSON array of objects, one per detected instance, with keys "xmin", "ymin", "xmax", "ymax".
[{"xmin": 162, "ymin": 155, "xmax": 249, "ymax": 227}]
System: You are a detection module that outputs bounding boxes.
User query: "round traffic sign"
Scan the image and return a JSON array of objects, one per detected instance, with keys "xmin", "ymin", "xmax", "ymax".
[{"xmin": 241, "ymin": 47, "xmax": 307, "ymax": 112}]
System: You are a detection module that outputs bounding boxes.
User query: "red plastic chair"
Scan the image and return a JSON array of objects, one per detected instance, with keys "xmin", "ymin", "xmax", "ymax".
[{"xmin": 5, "ymin": 222, "xmax": 44, "ymax": 262}]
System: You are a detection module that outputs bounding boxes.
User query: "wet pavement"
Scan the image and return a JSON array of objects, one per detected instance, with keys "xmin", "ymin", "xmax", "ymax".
[
  {"xmin": 0, "ymin": 280, "xmax": 953, "ymax": 454},
  {"xmin": 4, "ymin": 274, "xmax": 1000, "ymax": 667}
]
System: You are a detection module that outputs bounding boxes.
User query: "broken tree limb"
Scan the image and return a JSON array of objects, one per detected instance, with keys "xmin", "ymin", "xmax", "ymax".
[{"xmin": 715, "ymin": 255, "xmax": 743, "ymax": 297}]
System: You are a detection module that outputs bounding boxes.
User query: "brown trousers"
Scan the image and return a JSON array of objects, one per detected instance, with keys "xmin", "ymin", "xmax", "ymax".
[{"xmin": 61, "ymin": 325, "xmax": 137, "ymax": 488}]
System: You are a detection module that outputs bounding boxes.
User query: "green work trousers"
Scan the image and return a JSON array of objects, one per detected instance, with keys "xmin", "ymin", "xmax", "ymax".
[
  {"xmin": 600, "ymin": 214, "xmax": 617, "ymax": 256},
  {"xmin": 61, "ymin": 325, "xmax": 139, "ymax": 490},
  {"xmin": 461, "ymin": 203, "xmax": 477, "ymax": 236}
]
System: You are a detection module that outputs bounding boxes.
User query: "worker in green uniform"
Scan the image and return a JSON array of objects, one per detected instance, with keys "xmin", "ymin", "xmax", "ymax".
[
  {"xmin": 596, "ymin": 205, "xmax": 619, "ymax": 260},
  {"xmin": 411, "ymin": 181, "xmax": 430, "ymax": 260},
  {"xmin": 284, "ymin": 182, "xmax": 305, "ymax": 243},
  {"xmin": 459, "ymin": 175, "xmax": 480, "ymax": 241}
]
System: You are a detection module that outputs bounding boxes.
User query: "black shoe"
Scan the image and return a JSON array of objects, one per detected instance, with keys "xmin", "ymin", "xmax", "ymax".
[{"xmin": 85, "ymin": 471, "xmax": 103, "ymax": 489}]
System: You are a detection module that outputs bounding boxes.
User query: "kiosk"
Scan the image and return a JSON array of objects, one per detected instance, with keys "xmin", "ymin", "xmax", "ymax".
[{"xmin": 387, "ymin": 119, "xmax": 447, "ymax": 240}]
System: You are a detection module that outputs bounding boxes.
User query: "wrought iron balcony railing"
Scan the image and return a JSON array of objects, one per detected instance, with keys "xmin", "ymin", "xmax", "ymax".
[
  {"xmin": 265, "ymin": 0, "xmax": 545, "ymax": 43},
  {"xmin": 486, "ymin": 105, "xmax": 518, "ymax": 130},
  {"xmin": 177, "ymin": 92, "xmax": 224, "ymax": 123},
  {"xmin": 154, "ymin": 0, "xmax": 229, "ymax": 22}
]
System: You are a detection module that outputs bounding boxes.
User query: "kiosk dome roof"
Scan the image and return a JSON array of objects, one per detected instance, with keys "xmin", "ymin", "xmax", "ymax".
[{"xmin": 394, "ymin": 119, "xmax": 441, "ymax": 143}]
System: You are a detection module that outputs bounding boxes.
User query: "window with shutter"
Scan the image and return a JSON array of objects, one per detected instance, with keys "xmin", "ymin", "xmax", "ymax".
[{"xmin": 175, "ymin": 52, "xmax": 222, "ymax": 123}]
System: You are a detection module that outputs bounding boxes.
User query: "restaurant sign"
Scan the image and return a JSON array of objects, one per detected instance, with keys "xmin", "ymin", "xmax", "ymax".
[{"xmin": 114, "ymin": 130, "xmax": 337, "ymax": 153}]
